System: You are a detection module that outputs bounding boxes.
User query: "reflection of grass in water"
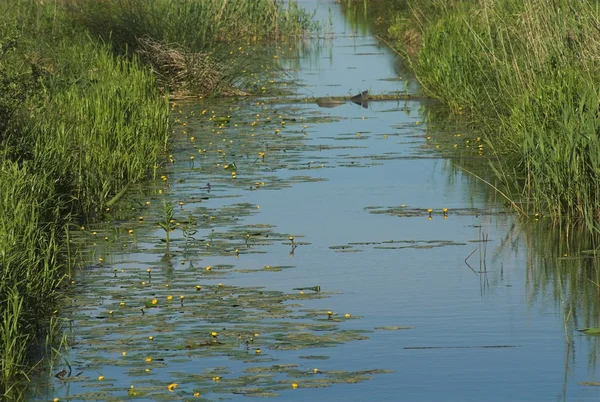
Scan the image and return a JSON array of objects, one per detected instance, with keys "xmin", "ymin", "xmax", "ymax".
[
  {"xmin": 330, "ymin": 239, "xmax": 466, "ymax": 253},
  {"xmin": 511, "ymin": 220, "xmax": 600, "ymax": 372}
]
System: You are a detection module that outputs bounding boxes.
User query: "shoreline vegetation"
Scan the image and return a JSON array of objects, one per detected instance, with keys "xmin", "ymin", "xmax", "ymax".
[
  {"xmin": 353, "ymin": 0, "xmax": 600, "ymax": 234},
  {"xmin": 0, "ymin": 0, "xmax": 315, "ymax": 398}
]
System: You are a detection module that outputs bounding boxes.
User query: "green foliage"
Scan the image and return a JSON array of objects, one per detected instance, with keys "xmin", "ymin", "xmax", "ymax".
[
  {"xmin": 66, "ymin": 0, "xmax": 316, "ymax": 53},
  {"xmin": 0, "ymin": 0, "xmax": 168, "ymax": 394},
  {"xmin": 379, "ymin": 0, "xmax": 600, "ymax": 230},
  {"xmin": 0, "ymin": 0, "xmax": 317, "ymax": 394},
  {"xmin": 0, "ymin": 160, "xmax": 65, "ymax": 394},
  {"xmin": 64, "ymin": 0, "xmax": 317, "ymax": 96},
  {"xmin": 158, "ymin": 201, "xmax": 176, "ymax": 246}
]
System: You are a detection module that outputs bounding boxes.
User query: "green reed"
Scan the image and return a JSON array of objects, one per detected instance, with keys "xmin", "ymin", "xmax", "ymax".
[
  {"xmin": 64, "ymin": 0, "xmax": 317, "ymax": 95},
  {"xmin": 67, "ymin": 0, "xmax": 316, "ymax": 52},
  {"xmin": 0, "ymin": 1, "xmax": 169, "ymax": 394},
  {"xmin": 0, "ymin": 0, "xmax": 318, "ymax": 393},
  {"xmin": 368, "ymin": 0, "xmax": 600, "ymax": 231},
  {"xmin": 0, "ymin": 159, "xmax": 66, "ymax": 396}
]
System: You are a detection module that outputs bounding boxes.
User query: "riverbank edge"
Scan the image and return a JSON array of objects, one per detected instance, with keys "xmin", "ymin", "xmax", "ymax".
[
  {"xmin": 0, "ymin": 0, "xmax": 316, "ymax": 398},
  {"xmin": 358, "ymin": 0, "xmax": 600, "ymax": 234}
]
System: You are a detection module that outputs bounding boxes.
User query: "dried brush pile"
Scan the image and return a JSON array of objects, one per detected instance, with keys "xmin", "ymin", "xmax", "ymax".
[{"xmin": 136, "ymin": 36, "xmax": 246, "ymax": 97}]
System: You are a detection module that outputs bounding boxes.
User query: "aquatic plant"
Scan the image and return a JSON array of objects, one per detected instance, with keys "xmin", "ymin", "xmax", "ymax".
[{"xmin": 158, "ymin": 201, "xmax": 176, "ymax": 246}]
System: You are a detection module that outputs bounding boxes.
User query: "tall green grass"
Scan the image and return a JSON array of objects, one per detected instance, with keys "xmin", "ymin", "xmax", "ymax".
[
  {"xmin": 373, "ymin": 0, "xmax": 600, "ymax": 231},
  {"xmin": 67, "ymin": 0, "xmax": 316, "ymax": 51},
  {"xmin": 0, "ymin": 0, "xmax": 317, "ymax": 395},
  {"xmin": 5, "ymin": 37, "xmax": 170, "ymax": 217},
  {"xmin": 0, "ymin": 159, "xmax": 65, "ymax": 397},
  {"xmin": 0, "ymin": 1, "xmax": 169, "ymax": 395},
  {"xmin": 65, "ymin": 0, "xmax": 317, "ymax": 95}
]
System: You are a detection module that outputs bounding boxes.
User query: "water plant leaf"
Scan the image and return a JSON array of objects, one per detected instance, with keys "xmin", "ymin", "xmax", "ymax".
[
  {"xmin": 578, "ymin": 328, "xmax": 600, "ymax": 335},
  {"xmin": 293, "ymin": 286, "xmax": 321, "ymax": 292}
]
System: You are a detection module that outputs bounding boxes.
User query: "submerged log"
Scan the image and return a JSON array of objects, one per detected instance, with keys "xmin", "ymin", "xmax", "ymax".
[
  {"xmin": 260, "ymin": 91, "xmax": 425, "ymax": 106},
  {"xmin": 316, "ymin": 90, "xmax": 369, "ymax": 108}
]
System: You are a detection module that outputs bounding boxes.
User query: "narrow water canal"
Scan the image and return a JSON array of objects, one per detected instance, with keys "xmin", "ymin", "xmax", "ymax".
[{"xmin": 49, "ymin": 2, "xmax": 600, "ymax": 401}]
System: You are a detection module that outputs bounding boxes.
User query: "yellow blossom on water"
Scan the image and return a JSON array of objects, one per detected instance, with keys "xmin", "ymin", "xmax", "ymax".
[
  {"xmin": 345, "ymin": 313, "xmax": 351, "ymax": 318},
  {"xmin": 167, "ymin": 383, "xmax": 178, "ymax": 392},
  {"xmin": 206, "ymin": 266, "xmax": 212, "ymax": 271},
  {"xmin": 211, "ymin": 331, "xmax": 219, "ymax": 337},
  {"xmin": 427, "ymin": 209, "xmax": 433, "ymax": 213},
  {"xmin": 151, "ymin": 299, "xmax": 158, "ymax": 305},
  {"xmin": 145, "ymin": 357, "xmax": 152, "ymax": 363},
  {"xmin": 122, "ymin": 352, "xmax": 127, "ymax": 356},
  {"xmin": 255, "ymin": 348, "xmax": 261, "ymax": 354},
  {"xmin": 145, "ymin": 201, "xmax": 151, "ymax": 205},
  {"xmin": 128, "ymin": 229, "xmax": 134, "ymax": 235},
  {"xmin": 98, "ymin": 375, "xmax": 104, "ymax": 381},
  {"xmin": 109, "ymin": 310, "xmax": 113, "ymax": 314},
  {"xmin": 313, "ymin": 368, "xmax": 319, "ymax": 373},
  {"xmin": 167, "ymin": 295, "xmax": 173, "ymax": 301},
  {"xmin": 141, "ymin": 281, "xmax": 146, "ymax": 286},
  {"xmin": 218, "ymin": 283, "xmax": 223, "ymax": 287},
  {"xmin": 194, "ymin": 392, "xmax": 201, "ymax": 397},
  {"xmin": 195, "ymin": 285, "xmax": 201, "ymax": 291},
  {"xmin": 149, "ymin": 336, "xmax": 154, "ymax": 341},
  {"xmin": 180, "ymin": 295, "xmax": 185, "ymax": 300},
  {"xmin": 291, "ymin": 383, "xmax": 298, "ymax": 389},
  {"xmin": 212, "ymin": 376, "xmax": 220, "ymax": 382},
  {"xmin": 120, "ymin": 302, "xmax": 125, "ymax": 307}
]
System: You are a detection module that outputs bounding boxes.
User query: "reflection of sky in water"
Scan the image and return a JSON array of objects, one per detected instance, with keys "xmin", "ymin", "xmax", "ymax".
[
  {"xmin": 287, "ymin": 0, "xmax": 415, "ymax": 97},
  {"xmin": 53, "ymin": 1, "xmax": 600, "ymax": 401}
]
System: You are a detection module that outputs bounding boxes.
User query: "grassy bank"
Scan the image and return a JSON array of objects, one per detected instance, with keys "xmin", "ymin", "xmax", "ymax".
[
  {"xmin": 0, "ymin": 5, "xmax": 169, "ymax": 397},
  {"xmin": 0, "ymin": 0, "xmax": 314, "ymax": 397},
  {"xmin": 66, "ymin": 0, "xmax": 316, "ymax": 96},
  {"xmin": 361, "ymin": 0, "xmax": 600, "ymax": 232}
]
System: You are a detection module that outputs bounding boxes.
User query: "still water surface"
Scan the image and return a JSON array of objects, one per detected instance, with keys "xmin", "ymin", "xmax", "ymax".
[{"xmin": 50, "ymin": 1, "xmax": 600, "ymax": 401}]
